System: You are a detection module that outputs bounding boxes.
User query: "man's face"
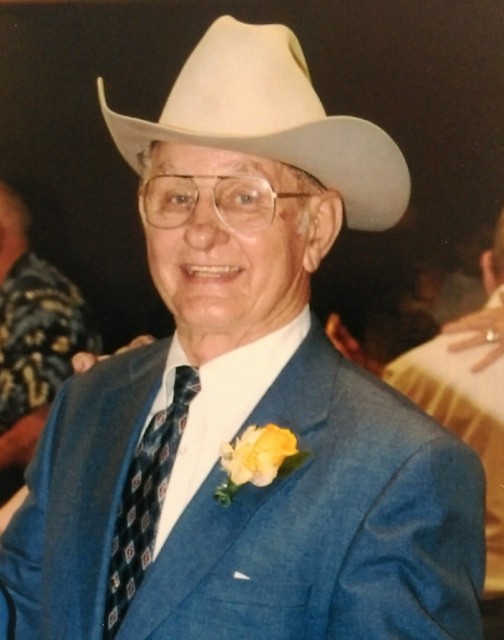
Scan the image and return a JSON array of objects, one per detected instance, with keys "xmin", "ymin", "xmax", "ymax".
[{"xmin": 139, "ymin": 142, "xmax": 329, "ymax": 350}]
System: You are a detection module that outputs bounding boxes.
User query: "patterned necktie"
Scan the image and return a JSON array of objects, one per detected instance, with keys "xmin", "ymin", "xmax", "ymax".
[{"xmin": 103, "ymin": 365, "xmax": 201, "ymax": 638}]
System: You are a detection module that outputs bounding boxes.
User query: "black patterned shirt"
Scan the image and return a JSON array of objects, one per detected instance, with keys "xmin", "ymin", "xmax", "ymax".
[{"xmin": 0, "ymin": 252, "xmax": 102, "ymax": 433}]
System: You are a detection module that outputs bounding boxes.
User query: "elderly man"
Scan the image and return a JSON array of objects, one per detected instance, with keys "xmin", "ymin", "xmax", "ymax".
[{"xmin": 0, "ymin": 16, "xmax": 484, "ymax": 640}]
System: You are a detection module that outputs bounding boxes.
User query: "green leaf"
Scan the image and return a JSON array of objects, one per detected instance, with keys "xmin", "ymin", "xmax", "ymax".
[{"xmin": 277, "ymin": 450, "xmax": 310, "ymax": 478}]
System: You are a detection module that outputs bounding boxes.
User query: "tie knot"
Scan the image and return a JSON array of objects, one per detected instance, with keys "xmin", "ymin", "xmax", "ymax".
[{"xmin": 173, "ymin": 365, "xmax": 201, "ymax": 406}]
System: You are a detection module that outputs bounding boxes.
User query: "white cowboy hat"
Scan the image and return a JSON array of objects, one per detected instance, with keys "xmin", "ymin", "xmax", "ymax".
[{"xmin": 98, "ymin": 15, "xmax": 410, "ymax": 231}]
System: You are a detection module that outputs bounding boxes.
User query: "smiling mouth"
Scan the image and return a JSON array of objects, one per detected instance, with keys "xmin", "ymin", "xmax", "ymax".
[{"xmin": 184, "ymin": 265, "xmax": 242, "ymax": 278}]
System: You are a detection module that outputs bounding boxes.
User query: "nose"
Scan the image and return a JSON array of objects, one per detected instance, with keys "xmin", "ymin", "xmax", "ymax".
[{"xmin": 184, "ymin": 185, "xmax": 229, "ymax": 249}]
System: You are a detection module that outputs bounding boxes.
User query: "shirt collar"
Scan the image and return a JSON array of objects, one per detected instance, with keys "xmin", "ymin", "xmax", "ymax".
[{"xmin": 159, "ymin": 306, "xmax": 311, "ymax": 408}]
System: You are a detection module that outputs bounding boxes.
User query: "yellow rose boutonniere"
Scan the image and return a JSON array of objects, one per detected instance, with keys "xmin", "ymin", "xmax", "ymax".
[{"xmin": 214, "ymin": 423, "xmax": 309, "ymax": 506}]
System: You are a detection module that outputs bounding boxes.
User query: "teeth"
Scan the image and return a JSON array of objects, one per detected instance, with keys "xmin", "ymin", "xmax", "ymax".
[{"xmin": 186, "ymin": 265, "xmax": 240, "ymax": 276}]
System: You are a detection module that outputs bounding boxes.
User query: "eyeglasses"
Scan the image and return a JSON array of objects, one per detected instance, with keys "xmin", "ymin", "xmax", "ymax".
[{"xmin": 140, "ymin": 174, "xmax": 313, "ymax": 233}]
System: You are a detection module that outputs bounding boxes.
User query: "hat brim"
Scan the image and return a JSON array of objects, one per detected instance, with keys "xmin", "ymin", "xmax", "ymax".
[{"xmin": 98, "ymin": 79, "xmax": 410, "ymax": 231}]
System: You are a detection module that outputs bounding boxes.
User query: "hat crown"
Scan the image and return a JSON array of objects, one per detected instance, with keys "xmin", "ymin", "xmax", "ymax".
[{"xmin": 159, "ymin": 16, "xmax": 326, "ymax": 135}]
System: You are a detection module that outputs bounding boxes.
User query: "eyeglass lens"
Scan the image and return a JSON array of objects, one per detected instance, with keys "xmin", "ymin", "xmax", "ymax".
[{"xmin": 144, "ymin": 176, "xmax": 275, "ymax": 231}]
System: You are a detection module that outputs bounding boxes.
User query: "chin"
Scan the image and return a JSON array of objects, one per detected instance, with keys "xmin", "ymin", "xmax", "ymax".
[{"xmin": 177, "ymin": 300, "xmax": 242, "ymax": 330}]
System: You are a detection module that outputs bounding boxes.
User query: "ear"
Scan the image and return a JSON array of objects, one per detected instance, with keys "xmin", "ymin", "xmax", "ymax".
[
  {"xmin": 302, "ymin": 190, "xmax": 343, "ymax": 274},
  {"xmin": 137, "ymin": 186, "xmax": 148, "ymax": 228}
]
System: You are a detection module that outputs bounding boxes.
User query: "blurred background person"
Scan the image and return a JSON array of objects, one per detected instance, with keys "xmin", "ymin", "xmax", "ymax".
[
  {"xmin": 326, "ymin": 224, "xmax": 492, "ymax": 372},
  {"xmin": 0, "ymin": 181, "xmax": 102, "ymax": 505},
  {"xmin": 411, "ymin": 228, "xmax": 489, "ymax": 327},
  {"xmin": 325, "ymin": 295, "xmax": 440, "ymax": 375},
  {"xmin": 361, "ymin": 296, "xmax": 440, "ymax": 368},
  {"xmin": 383, "ymin": 206, "xmax": 504, "ymax": 640}
]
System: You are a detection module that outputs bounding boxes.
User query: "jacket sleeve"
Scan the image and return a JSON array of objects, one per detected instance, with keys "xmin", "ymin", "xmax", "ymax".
[
  {"xmin": 0, "ymin": 382, "xmax": 70, "ymax": 638},
  {"xmin": 327, "ymin": 435, "xmax": 485, "ymax": 639}
]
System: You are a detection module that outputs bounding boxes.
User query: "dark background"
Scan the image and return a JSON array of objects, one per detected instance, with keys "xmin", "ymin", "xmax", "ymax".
[{"xmin": 1, "ymin": 0, "xmax": 503, "ymax": 350}]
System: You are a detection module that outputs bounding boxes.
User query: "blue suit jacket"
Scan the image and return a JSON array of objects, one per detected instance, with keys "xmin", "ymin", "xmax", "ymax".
[{"xmin": 0, "ymin": 320, "xmax": 485, "ymax": 639}]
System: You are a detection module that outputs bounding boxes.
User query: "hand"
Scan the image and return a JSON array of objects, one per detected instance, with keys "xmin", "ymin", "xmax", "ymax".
[
  {"xmin": 442, "ymin": 294, "xmax": 504, "ymax": 372},
  {"xmin": 72, "ymin": 335, "xmax": 156, "ymax": 374},
  {"xmin": 325, "ymin": 313, "xmax": 362, "ymax": 360},
  {"xmin": 325, "ymin": 313, "xmax": 382, "ymax": 375}
]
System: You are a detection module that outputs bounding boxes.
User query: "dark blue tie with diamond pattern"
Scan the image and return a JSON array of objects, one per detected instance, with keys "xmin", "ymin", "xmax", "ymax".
[{"xmin": 103, "ymin": 365, "xmax": 201, "ymax": 638}]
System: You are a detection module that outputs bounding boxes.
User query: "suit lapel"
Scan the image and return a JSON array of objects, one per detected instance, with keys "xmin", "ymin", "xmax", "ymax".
[
  {"xmin": 118, "ymin": 320, "xmax": 341, "ymax": 640},
  {"xmin": 72, "ymin": 341, "xmax": 171, "ymax": 637}
]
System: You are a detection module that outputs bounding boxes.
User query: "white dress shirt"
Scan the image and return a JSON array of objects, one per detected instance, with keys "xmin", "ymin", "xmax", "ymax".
[{"xmin": 150, "ymin": 306, "xmax": 311, "ymax": 557}]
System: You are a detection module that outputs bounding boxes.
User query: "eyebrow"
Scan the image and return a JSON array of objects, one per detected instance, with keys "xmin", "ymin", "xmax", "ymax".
[{"xmin": 153, "ymin": 159, "xmax": 273, "ymax": 177}]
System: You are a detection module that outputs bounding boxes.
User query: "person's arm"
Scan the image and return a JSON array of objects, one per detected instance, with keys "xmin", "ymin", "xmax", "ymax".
[
  {"xmin": 0, "ymin": 404, "xmax": 50, "ymax": 470},
  {"xmin": 442, "ymin": 298, "xmax": 504, "ymax": 372},
  {"xmin": 329, "ymin": 436, "xmax": 485, "ymax": 638}
]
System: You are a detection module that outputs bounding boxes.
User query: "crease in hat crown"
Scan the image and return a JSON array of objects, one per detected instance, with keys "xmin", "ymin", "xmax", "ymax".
[
  {"xmin": 98, "ymin": 14, "xmax": 411, "ymax": 232},
  {"xmin": 158, "ymin": 17, "xmax": 326, "ymax": 136}
]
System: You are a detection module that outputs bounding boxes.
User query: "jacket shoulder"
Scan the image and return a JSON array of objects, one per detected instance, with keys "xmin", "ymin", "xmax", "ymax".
[{"xmin": 60, "ymin": 337, "xmax": 171, "ymax": 403}]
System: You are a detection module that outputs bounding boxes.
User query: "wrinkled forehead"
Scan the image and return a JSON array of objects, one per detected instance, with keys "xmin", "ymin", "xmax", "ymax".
[{"xmin": 142, "ymin": 141, "xmax": 300, "ymax": 186}]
